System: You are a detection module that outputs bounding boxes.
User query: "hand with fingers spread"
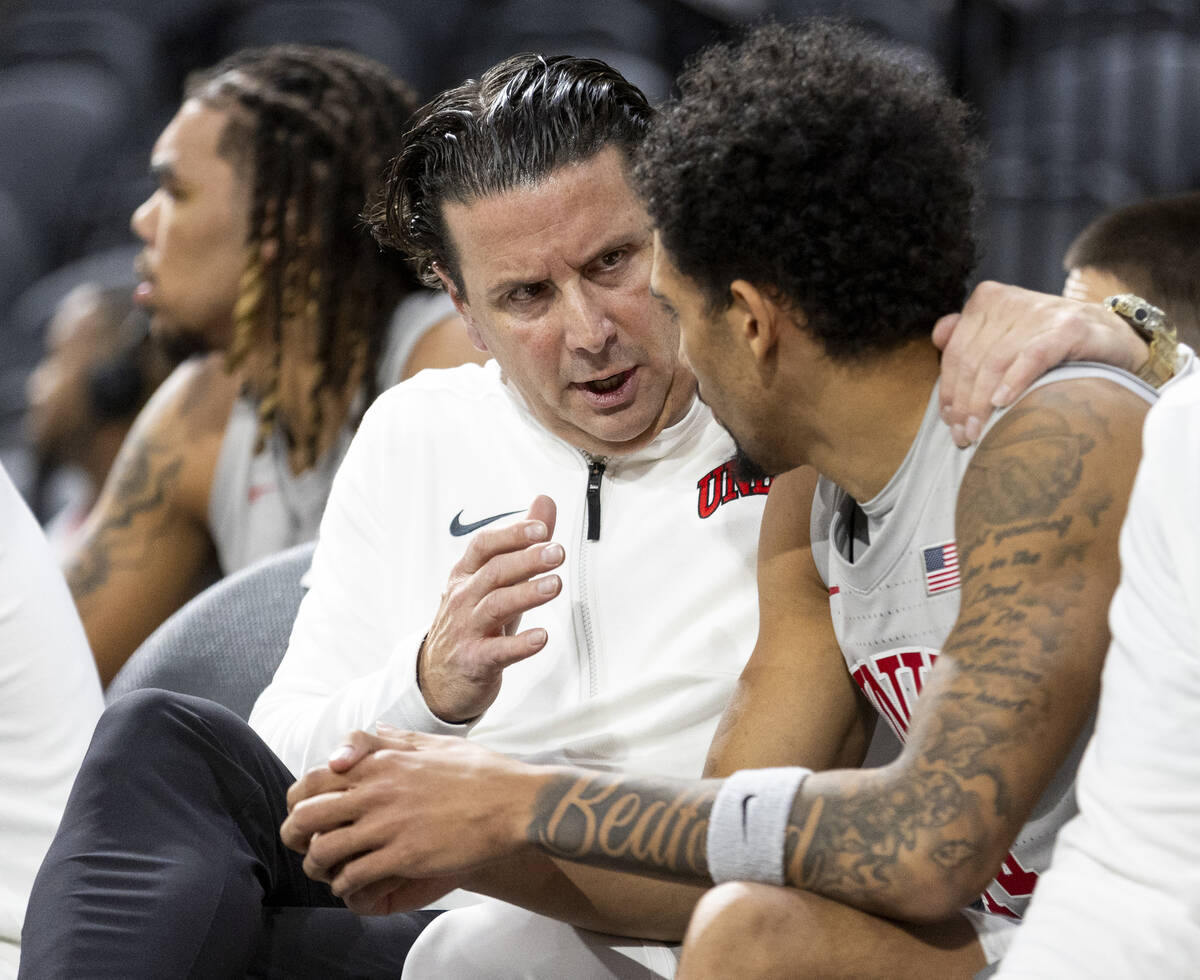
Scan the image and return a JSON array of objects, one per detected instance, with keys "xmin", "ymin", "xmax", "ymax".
[
  {"xmin": 281, "ymin": 727, "xmax": 546, "ymax": 906},
  {"xmin": 419, "ymin": 495, "xmax": 564, "ymax": 722},
  {"xmin": 934, "ymin": 281, "xmax": 1147, "ymax": 447}
]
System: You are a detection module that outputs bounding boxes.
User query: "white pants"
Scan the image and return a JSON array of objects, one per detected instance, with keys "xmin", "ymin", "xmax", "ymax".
[{"xmin": 402, "ymin": 898, "xmax": 681, "ymax": 979}]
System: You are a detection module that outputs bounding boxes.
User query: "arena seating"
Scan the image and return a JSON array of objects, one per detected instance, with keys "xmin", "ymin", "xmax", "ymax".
[{"xmin": 2, "ymin": 0, "xmax": 1200, "ymax": 486}]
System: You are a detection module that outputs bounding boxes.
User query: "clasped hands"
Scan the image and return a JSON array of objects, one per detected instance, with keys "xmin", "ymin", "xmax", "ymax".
[
  {"xmin": 281, "ymin": 494, "xmax": 565, "ymax": 914},
  {"xmin": 281, "ymin": 726, "xmax": 541, "ymax": 915}
]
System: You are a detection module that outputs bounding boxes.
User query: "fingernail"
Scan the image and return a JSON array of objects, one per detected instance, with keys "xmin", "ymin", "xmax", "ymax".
[
  {"xmin": 991, "ymin": 384, "xmax": 1011, "ymax": 407},
  {"xmin": 537, "ymin": 575, "xmax": 559, "ymax": 595},
  {"xmin": 965, "ymin": 416, "xmax": 982, "ymax": 443},
  {"xmin": 541, "ymin": 543, "xmax": 563, "ymax": 564},
  {"xmin": 525, "ymin": 521, "xmax": 547, "ymax": 541},
  {"xmin": 375, "ymin": 721, "xmax": 400, "ymax": 733},
  {"xmin": 528, "ymin": 628, "xmax": 547, "ymax": 646},
  {"xmin": 329, "ymin": 744, "xmax": 355, "ymax": 763},
  {"xmin": 950, "ymin": 423, "xmax": 967, "ymax": 446},
  {"xmin": 940, "ymin": 404, "xmax": 953, "ymax": 423}
]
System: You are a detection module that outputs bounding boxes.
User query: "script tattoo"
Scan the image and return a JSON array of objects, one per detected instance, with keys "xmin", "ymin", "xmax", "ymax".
[
  {"xmin": 67, "ymin": 434, "xmax": 184, "ymax": 598},
  {"xmin": 529, "ymin": 774, "xmax": 718, "ymax": 881},
  {"xmin": 784, "ymin": 392, "xmax": 1121, "ymax": 911}
]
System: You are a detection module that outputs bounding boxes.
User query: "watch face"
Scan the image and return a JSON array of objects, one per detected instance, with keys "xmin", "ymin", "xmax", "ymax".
[{"xmin": 1106, "ymin": 293, "xmax": 1168, "ymax": 341}]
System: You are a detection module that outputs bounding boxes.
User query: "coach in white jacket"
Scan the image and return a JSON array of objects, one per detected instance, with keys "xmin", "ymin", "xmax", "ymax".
[
  {"xmin": 20, "ymin": 47, "xmax": 1170, "ymax": 980},
  {"xmin": 19, "ymin": 52, "xmax": 769, "ymax": 980}
]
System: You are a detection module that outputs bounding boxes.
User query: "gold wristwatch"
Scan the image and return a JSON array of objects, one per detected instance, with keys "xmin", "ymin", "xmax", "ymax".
[{"xmin": 1104, "ymin": 293, "xmax": 1178, "ymax": 387}]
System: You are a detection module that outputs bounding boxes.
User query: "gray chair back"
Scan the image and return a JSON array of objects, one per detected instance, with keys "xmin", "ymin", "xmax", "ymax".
[{"xmin": 105, "ymin": 541, "xmax": 315, "ymax": 720}]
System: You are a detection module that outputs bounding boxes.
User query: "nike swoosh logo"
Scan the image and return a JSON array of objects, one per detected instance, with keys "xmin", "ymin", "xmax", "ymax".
[
  {"xmin": 740, "ymin": 793, "xmax": 756, "ymax": 839},
  {"xmin": 449, "ymin": 509, "xmax": 523, "ymax": 536}
]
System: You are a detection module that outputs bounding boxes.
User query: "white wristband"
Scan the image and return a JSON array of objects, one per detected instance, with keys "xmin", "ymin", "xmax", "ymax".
[{"xmin": 706, "ymin": 767, "xmax": 811, "ymax": 885}]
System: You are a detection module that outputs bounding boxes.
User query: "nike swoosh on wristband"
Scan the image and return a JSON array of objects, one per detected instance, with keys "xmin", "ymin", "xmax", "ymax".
[
  {"xmin": 449, "ymin": 509, "xmax": 523, "ymax": 536},
  {"xmin": 740, "ymin": 793, "xmax": 756, "ymax": 838}
]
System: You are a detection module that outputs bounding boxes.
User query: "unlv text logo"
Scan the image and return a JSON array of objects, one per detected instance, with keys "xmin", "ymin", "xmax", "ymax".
[
  {"xmin": 852, "ymin": 648, "xmax": 1039, "ymax": 918},
  {"xmin": 696, "ymin": 461, "xmax": 771, "ymax": 518}
]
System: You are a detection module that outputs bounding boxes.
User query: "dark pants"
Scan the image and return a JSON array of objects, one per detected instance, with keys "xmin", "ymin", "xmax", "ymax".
[{"xmin": 19, "ymin": 689, "xmax": 438, "ymax": 978}]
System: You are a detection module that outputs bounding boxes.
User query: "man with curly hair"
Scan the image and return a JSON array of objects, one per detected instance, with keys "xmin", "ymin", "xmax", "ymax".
[
  {"xmin": 20, "ymin": 51, "xmax": 770, "ymax": 979},
  {"xmin": 25, "ymin": 30, "xmax": 1175, "ymax": 979},
  {"xmin": 280, "ymin": 22, "xmax": 1178, "ymax": 977}
]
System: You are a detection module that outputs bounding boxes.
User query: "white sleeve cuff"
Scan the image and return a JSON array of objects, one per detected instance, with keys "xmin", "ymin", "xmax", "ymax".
[{"xmin": 378, "ymin": 678, "xmax": 477, "ymax": 736}]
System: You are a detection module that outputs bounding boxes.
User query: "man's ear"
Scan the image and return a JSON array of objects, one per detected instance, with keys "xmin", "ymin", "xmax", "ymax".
[
  {"xmin": 728, "ymin": 279, "xmax": 785, "ymax": 363},
  {"xmin": 433, "ymin": 262, "xmax": 487, "ymax": 352}
]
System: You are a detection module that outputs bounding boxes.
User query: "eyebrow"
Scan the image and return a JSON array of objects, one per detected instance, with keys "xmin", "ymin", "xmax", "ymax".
[
  {"xmin": 483, "ymin": 237, "xmax": 639, "ymax": 305},
  {"xmin": 149, "ymin": 161, "xmax": 179, "ymax": 185}
]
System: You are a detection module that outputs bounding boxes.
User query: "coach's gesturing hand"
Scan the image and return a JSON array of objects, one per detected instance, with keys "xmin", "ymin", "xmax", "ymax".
[{"xmin": 418, "ymin": 494, "xmax": 564, "ymax": 723}]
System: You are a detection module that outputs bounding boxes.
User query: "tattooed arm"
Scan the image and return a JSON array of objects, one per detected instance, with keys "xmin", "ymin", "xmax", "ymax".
[
  {"xmin": 282, "ymin": 467, "xmax": 869, "ymax": 936},
  {"xmin": 284, "ymin": 380, "xmax": 1146, "ymax": 924},
  {"xmin": 520, "ymin": 376, "xmax": 1150, "ymax": 920},
  {"xmin": 66, "ymin": 354, "xmax": 234, "ymax": 684}
]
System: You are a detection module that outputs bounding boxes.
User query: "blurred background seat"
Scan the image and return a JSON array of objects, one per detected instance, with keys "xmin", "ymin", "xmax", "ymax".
[
  {"xmin": 966, "ymin": 19, "xmax": 1200, "ymax": 290},
  {"xmin": 105, "ymin": 541, "xmax": 316, "ymax": 721},
  {"xmin": 455, "ymin": 0, "xmax": 675, "ymax": 103},
  {"xmin": 771, "ymin": 0, "xmax": 962, "ymax": 78},
  {"xmin": 216, "ymin": 0, "xmax": 452, "ymax": 100},
  {"xmin": 2, "ymin": 0, "xmax": 1200, "ymax": 495}
]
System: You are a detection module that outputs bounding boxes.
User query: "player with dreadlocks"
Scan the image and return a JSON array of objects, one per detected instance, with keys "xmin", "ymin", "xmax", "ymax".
[{"xmin": 67, "ymin": 45, "xmax": 485, "ymax": 685}]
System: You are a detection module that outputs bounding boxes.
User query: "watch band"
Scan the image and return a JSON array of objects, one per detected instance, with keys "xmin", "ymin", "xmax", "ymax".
[{"xmin": 1104, "ymin": 293, "xmax": 1178, "ymax": 387}]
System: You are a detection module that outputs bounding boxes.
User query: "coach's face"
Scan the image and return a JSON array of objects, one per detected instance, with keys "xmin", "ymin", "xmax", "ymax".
[{"xmin": 438, "ymin": 146, "xmax": 695, "ymax": 457}]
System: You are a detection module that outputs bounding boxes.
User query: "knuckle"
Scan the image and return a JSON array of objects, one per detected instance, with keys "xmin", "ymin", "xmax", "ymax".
[{"xmin": 477, "ymin": 589, "xmax": 510, "ymax": 625}]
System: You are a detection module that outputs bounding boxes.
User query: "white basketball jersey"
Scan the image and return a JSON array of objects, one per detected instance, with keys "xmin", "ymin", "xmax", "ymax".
[{"xmin": 810, "ymin": 364, "xmax": 1155, "ymax": 920}]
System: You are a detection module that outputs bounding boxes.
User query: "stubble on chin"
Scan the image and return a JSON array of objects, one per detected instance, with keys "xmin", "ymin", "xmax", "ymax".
[
  {"xmin": 151, "ymin": 321, "xmax": 215, "ymax": 362},
  {"xmin": 729, "ymin": 440, "xmax": 774, "ymax": 482}
]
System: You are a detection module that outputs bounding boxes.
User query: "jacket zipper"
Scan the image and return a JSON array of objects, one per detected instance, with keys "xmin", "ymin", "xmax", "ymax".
[
  {"xmin": 585, "ymin": 455, "xmax": 606, "ymax": 541},
  {"xmin": 577, "ymin": 452, "xmax": 607, "ymax": 698}
]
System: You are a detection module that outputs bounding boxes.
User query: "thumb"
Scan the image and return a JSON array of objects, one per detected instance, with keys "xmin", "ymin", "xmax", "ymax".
[{"xmin": 327, "ymin": 729, "xmax": 381, "ymax": 773}]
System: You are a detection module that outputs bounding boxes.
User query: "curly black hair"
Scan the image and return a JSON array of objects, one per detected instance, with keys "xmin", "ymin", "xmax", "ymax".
[
  {"xmin": 369, "ymin": 52, "xmax": 653, "ymax": 297},
  {"xmin": 635, "ymin": 20, "xmax": 980, "ymax": 360}
]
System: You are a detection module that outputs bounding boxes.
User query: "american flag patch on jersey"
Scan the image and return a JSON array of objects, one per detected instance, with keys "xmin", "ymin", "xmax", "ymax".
[{"xmin": 922, "ymin": 541, "xmax": 960, "ymax": 595}]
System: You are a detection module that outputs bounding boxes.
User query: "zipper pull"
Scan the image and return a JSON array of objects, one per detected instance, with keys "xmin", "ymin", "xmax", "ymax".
[{"xmin": 585, "ymin": 457, "xmax": 606, "ymax": 541}]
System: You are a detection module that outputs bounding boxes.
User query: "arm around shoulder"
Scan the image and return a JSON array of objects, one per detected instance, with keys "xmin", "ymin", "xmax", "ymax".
[{"xmin": 782, "ymin": 374, "xmax": 1151, "ymax": 921}]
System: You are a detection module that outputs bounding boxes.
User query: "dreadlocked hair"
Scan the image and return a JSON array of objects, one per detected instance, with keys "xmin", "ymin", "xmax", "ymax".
[{"xmin": 187, "ymin": 45, "xmax": 419, "ymax": 472}]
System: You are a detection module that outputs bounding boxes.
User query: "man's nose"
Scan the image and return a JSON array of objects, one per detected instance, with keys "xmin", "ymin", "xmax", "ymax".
[
  {"xmin": 561, "ymin": 286, "xmax": 617, "ymax": 355},
  {"xmin": 130, "ymin": 193, "xmax": 158, "ymax": 243}
]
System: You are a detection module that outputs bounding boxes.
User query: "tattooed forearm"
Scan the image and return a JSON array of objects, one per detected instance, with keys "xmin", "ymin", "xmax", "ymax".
[
  {"xmin": 67, "ymin": 436, "xmax": 184, "ymax": 598},
  {"xmin": 778, "ymin": 388, "xmax": 1135, "ymax": 917},
  {"xmin": 528, "ymin": 774, "xmax": 718, "ymax": 881}
]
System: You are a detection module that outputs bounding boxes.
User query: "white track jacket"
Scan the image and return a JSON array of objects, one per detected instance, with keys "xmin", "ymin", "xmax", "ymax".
[{"xmin": 250, "ymin": 360, "xmax": 768, "ymax": 782}]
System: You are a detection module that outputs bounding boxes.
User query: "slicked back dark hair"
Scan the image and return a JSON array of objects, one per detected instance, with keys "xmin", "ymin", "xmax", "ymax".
[
  {"xmin": 635, "ymin": 20, "xmax": 980, "ymax": 361},
  {"xmin": 1064, "ymin": 191, "xmax": 1200, "ymax": 348},
  {"xmin": 369, "ymin": 53, "xmax": 653, "ymax": 296},
  {"xmin": 186, "ymin": 44, "xmax": 419, "ymax": 470}
]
